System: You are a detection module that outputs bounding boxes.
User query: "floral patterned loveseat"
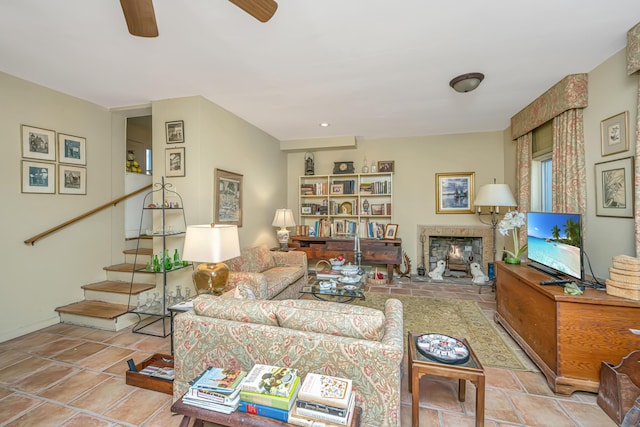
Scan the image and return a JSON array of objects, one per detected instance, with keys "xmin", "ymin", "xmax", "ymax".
[
  {"xmin": 173, "ymin": 296, "xmax": 404, "ymax": 427},
  {"xmin": 223, "ymin": 244, "xmax": 308, "ymax": 300}
]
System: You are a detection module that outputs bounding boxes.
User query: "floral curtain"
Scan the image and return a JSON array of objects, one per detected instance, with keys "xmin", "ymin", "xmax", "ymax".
[
  {"xmin": 551, "ymin": 109, "xmax": 587, "ymax": 215},
  {"xmin": 515, "ymin": 132, "xmax": 532, "ymax": 248}
]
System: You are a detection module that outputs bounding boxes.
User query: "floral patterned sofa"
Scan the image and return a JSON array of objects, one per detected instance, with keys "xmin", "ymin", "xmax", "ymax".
[
  {"xmin": 223, "ymin": 245, "xmax": 308, "ymax": 300},
  {"xmin": 173, "ymin": 296, "xmax": 404, "ymax": 427}
]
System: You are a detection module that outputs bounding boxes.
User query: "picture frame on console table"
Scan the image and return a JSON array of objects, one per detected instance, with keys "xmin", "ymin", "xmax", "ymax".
[
  {"xmin": 384, "ymin": 223, "xmax": 398, "ymax": 239},
  {"xmin": 215, "ymin": 168, "xmax": 243, "ymax": 227},
  {"xmin": 594, "ymin": 156, "xmax": 633, "ymax": 218},
  {"xmin": 435, "ymin": 172, "xmax": 475, "ymax": 214}
]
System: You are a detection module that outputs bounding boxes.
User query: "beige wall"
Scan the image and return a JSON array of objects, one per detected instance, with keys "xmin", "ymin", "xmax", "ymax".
[{"xmin": 286, "ymin": 131, "xmax": 510, "ymax": 270}]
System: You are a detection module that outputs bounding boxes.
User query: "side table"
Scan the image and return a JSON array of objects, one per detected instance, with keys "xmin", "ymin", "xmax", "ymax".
[
  {"xmin": 171, "ymin": 394, "xmax": 362, "ymax": 427},
  {"xmin": 407, "ymin": 332, "xmax": 486, "ymax": 427}
]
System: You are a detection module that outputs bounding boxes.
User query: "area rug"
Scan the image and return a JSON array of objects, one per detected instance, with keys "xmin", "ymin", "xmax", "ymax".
[{"xmin": 353, "ymin": 292, "xmax": 530, "ymax": 371}]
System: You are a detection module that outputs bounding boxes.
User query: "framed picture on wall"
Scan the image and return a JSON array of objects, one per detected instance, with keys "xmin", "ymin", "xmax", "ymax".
[
  {"xmin": 58, "ymin": 165, "xmax": 86, "ymax": 195},
  {"xmin": 165, "ymin": 147, "xmax": 185, "ymax": 177},
  {"xmin": 58, "ymin": 133, "xmax": 86, "ymax": 165},
  {"xmin": 21, "ymin": 125, "xmax": 56, "ymax": 161},
  {"xmin": 435, "ymin": 172, "xmax": 475, "ymax": 214},
  {"xmin": 165, "ymin": 120, "xmax": 184, "ymax": 144},
  {"xmin": 21, "ymin": 160, "xmax": 55, "ymax": 194},
  {"xmin": 600, "ymin": 111, "xmax": 629, "ymax": 156},
  {"xmin": 215, "ymin": 168, "xmax": 243, "ymax": 227},
  {"xmin": 594, "ymin": 156, "xmax": 633, "ymax": 217}
]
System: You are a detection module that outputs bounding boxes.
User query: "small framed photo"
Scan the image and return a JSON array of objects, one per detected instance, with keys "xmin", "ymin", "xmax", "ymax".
[
  {"xmin": 59, "ymin": 165, "xmax": 86, "ymax": 195},
  {"xmin": 595, "ymin": 156, "xmax": 633, "ymax": 217},
  {"xmin": 166, "ymin": 120, "xmax": 184, "ymax": 144},
  {"xmin": 22, "ymin": 125, "xmax": 56, "ymax": 161},
  {"xmin": 22, "ymin": 161, "xmax": 55, "ymax": 194},
  {"xmin": 435, "ymin": 172, "xmax": 475, "ymax": 214},
  {"xmin": 215, "ymin": 168, "xmax": 243, "ymax": 227},
  {"xmin": 330, "ymin": 183, "xmax": 344, "ymax": 195},
  {"xmin": 378, "ymin": 161, "xmax": 394, "ymax": 173},
  {"xmin": 58, "ymin": 133, "xmax": 86, "ymax": 165},
  {"xmin": 301, "ymin": 206, "xmax": 312, "ymax": 214},
  {"xmin": 601, "ymin": 111, "xmax": 629, "ymax": 156},
  {"xmin": 384, "ymin": 224, "xmax": 398, "ymax": 239},
  {"xmin": 166, "ymin": 147, "xmax": 185, "ymax": 177}
]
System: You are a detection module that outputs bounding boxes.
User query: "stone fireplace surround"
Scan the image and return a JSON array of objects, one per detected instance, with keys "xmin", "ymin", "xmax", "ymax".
[{"xmin": 417, "ymin": 225, "xmax": 493, "ymax": 276}]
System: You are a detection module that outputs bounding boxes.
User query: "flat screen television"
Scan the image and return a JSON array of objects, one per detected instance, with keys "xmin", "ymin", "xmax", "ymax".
[{"xmin": 526, "ymin": 212, "xmax": 584, "ymax": 281}]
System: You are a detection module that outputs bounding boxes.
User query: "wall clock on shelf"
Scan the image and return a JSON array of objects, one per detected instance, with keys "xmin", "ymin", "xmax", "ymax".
[{"xmin": 333, "ymin": 161, "xmax": 354, "ymax": 174}]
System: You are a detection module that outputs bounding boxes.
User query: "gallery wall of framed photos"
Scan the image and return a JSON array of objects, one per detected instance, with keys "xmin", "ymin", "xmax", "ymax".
[{"xmin": 20, "ymin": 124, "xmax": 87, "ymax": 195}]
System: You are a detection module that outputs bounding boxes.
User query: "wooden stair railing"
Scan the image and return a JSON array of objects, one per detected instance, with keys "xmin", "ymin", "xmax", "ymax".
[{"xmin": 24, "ymin": 184, "xmax": 152, "ymax": 245}]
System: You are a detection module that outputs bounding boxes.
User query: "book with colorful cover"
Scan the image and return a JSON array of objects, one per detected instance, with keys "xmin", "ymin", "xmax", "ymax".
[
  {"xmin": 239, "ymin": 400, "xmax": 289, "ymax": 422},
  {"xmin": 239, "ymin": 376, "xmax": 300, "ymax": 410},
  {"xmin": 241, "ymin": 364, "xmax": 298, "ymax": 397},
  {"xmin": 298, "ymin": 373, "xmax": 353, "ymax": 409},
  {"xmin": 190, "ymin": 366, "xmax": 247, "ymax": 393},
  {"xmin": 293, "ymin": 393, "xmax": 355, "ymax": 426},
  {"xmin": 185, "ymin": 384, "xmax": 241, "ymax": 405}
]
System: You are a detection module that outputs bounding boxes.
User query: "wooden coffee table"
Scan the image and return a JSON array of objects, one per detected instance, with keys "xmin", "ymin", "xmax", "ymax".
[
  {"xmin": 407, "ymin": 332, "xmax": 486, "ymax": 427},
  {"xmin": 171, "ymin": 394, "xmax": 362, "ymax": 427}
]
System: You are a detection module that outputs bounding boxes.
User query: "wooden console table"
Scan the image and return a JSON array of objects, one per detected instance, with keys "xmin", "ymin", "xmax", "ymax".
[
  {"xmin": 495, "ymin": 262, "xmax": 640, "ymax": 394},
  {"xmin": 289, "ymin": 236, "xmax": 402, "ymax": 283}
]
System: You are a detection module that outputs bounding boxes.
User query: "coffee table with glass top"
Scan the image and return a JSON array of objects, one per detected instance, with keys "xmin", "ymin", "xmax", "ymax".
[{"xmin": 301, "ymin": 267, "xmax": 369, "ymax": 303}]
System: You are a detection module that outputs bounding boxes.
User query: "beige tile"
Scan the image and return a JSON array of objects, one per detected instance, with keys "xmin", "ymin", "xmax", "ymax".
[
  {"xmin": 416, "ymin": 376, "xmax": 464, "ymax": 412},
  {"xmin": 104, "ymin": 331, "xmax": 148, "ymax": 347},
  {"xmin": 0, "ymin": 387, "xmax": 13, "ymax": 399},
  {"xmin": 1, "ymin": 332, "xmax": 61, "ymax": 350},
  {"xmin": 400, "ymin": 403, "xmax": 440, "ymax": 427},
  {"xmin": 0, "ymin": 357, "xmax": 54, "ymax": 385},
  {"xmin": 4, "ymin": 401, "xmax": 77, "ymax": 427},
  {"xmin": 559, "ymin": 400, "xmax": 618, "ymax": 427},
  {"xmin": 513, "ymin": 370, "xmax": 558, "ymax": 397},
  {"xmin": 70, "ymin": 377, "xmax": 136, "ymax": 413},
  {"xmin": 12, "ymin": 364, "xmax": 77, "ymax": 393},
  {"xmin": 103, "ymin": 350, "xmax": 154, "ymax": 376},
  {"xmin": 0, "ymin": 393, "xmax": 44, "ymax": 423},
  {"xmin": 76, "ymin": 346, "xmax": 135, "ymax": 371},
  {"xmin": 59, "ymin": 413, "xmax": 115, "ymax": 427},
  {"xmin": 38, "ymin": 369, "xmax": 110, "ymax": 403},
  {"xmin": 53, "ymin": 341, "xmax": 109, "ymax": 364},
  {"xmin": 508, "ymin": 392, "xmax": 576, "ymax": 426},
  {"xmin": 484, "ymin": 388, "xmax": 521, "ymax": 424},
  {"xmin": 103, "ymin": 388, "xmax": 171, "ymax": 425},
  {"xmin": 141, "ymin": 400, "xmax": 187, "ymax": 427},
  {"xmin": 0, "ymin": 348, "xmax": 30, "ymax": 368},
  {"xmin": 485, "ymin": 366, "xmax": 523, "ymax": 391},
  {"xmin": 440, "ymin": 411, "xmax": 483, "ymax": 426},
  {"xmin": 29, "ymin": 338, "xmax": 85, "ymax": 357}
]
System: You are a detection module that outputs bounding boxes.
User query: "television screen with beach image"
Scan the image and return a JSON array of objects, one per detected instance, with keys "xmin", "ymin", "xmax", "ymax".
[{"xmin": 527, "ymin": 212, "xmax": 583, "ymax": 280}]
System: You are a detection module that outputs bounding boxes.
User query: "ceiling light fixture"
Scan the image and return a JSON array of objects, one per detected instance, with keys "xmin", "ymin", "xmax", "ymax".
[{"xmin": 449, "ymin": 72, "xmax": 485, "ymax": 93}]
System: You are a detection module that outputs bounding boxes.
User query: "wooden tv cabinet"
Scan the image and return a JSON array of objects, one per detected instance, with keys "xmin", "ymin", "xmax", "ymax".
[{"xmin": 495, "ymin": 262, "xmax": 640, "ymax": 395}]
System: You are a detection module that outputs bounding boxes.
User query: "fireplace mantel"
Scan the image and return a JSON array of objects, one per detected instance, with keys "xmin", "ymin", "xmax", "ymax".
[{"xmin": 418, "ymin": 225, "xmax": 493, "ymax": 274}]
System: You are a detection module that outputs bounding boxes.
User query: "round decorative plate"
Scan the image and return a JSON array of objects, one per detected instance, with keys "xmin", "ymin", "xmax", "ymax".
[
  {"xmin": 339, "ymin": 276, "xmax": 361, "ymax": 284},
  {"xmin": 343, "ymin": 285, "xmax": 357, "ymax": 291},
  {"xmin": 339, "ymin": 201, "xmax": 353, "ymax": 215},
  {"xmin": 415, "ymin": 333, "xmax": 470, "ymax": 364}
]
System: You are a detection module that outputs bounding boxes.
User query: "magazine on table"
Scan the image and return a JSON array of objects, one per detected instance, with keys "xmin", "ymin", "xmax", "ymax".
[
  {"xmin": 241, "ymin": 364, "xmax": 298, "ymax": 397},
  {"xmin": 190, "ymin": 366, "xmax": 247, "ymax": 393},
  {"xmin": 298, "ymin": 373, "xmax": 352, "ymax": 409}
]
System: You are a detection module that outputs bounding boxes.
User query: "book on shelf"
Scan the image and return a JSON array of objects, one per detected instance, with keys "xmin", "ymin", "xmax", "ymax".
[
  {"xmin": 239, "ymin": 375, "xmax": 300, "ymax": 411},
  {"xmin": 190, "ymin": 366, "xmax": 247, "ymax": 393},
  {"xmin": 239, "ymin": 400, "xmax": 290, "ymax": 422},
  {"xmin": 298, "ymin": 373, "xmax": 353, "ymax": 409},
  {"xmin": 293, "ymin": 393, "xmax": 355, "ymax": 426}
]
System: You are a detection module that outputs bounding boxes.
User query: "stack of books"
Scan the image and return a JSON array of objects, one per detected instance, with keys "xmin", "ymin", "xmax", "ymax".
[
  {"xmin": 239, "ymin": 364, "xmax": 301, "ymax": 422},
  {"xmin": 290, "ymin": 373, "xmax": 356, "ymax": 426},
  {"xmin": 182, "ymin": 367, "xmax": 247, "ymax": 414}
]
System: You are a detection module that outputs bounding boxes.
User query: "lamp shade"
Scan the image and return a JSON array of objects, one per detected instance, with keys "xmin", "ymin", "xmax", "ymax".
[
  {"xmin": 449, "ymin": 72, "xmax": 485, "ymax": 93},
  {"xmin": 272, "ymin": 209, "xmax": 296, "ymax": 228},
  {"xmin": 182, "ymin": 224, "xmax": 240, "ymax": 263},
  {"xmin": 474, "ymin": 183, "xmax": 517, "ymax": 208}
]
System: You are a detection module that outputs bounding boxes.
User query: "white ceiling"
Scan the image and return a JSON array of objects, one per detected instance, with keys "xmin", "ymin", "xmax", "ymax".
[{"xmin": 1, "ymin": 1, "xmax": 640, "ymax": 142}]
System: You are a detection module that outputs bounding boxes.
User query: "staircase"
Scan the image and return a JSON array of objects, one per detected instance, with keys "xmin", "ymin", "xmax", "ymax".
[{"xmin": 55, "ymin": 238, "xmax": 157, "ymax": 331}]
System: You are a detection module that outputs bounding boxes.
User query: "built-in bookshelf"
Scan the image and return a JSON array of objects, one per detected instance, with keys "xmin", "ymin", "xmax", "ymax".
[{"xmin": 298, "ymin": 172, "xmax": 393, "ymax": 238}]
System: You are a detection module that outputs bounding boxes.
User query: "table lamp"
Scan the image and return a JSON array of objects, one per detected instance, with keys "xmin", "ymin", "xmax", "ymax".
[
  {"xmin": 474, "ymin": 182, "xmax": 517, "ymax": 261},
  {"xmin": 272, "ymin": 208, "xmax": 296, "ymax": 250},
  {"xmin": 182, "ymin": 224, "xmax": 240, "ymax": 295}
]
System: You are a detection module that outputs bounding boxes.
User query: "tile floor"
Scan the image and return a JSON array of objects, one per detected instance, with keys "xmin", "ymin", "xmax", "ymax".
[{"xmin": 0, "ymin": 279, "xmax": 617, "ymax": 427}]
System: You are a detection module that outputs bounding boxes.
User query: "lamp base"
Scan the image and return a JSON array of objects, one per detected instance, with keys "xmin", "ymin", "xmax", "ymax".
[
  {"xmin": 192, "ymin": 262, "xmax": 230, "ymax": 296},
  {"xmin": 277, "ymin": 227, "xmax": 290, "ymax": 250}
]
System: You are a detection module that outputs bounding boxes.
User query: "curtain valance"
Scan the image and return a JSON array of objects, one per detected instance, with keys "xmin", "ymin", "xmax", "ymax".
[
  {"xmin": 627, "ymin": 22, "xmax": 640, "ymax": 75},
  {"xmin": 510, "ymin": 74, "xmax": 588, "ymax": 140}
]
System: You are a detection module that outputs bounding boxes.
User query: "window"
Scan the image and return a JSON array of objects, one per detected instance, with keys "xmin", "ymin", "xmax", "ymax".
[
  {"xmin": 531, "ymin": 120, "xmax": 553, "ymax": 212},
  {"xmin": 145, "ymin": 149, "xmax": 152, "ymax": 175}
]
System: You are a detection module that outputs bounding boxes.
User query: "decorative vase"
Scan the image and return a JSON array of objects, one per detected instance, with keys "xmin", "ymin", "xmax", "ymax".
[{"xmin": 504, "ymin": 257, "xmax": 521, "ymax": 265}]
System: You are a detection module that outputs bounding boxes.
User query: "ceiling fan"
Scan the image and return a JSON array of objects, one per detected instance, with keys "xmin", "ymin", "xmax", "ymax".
[{"xmin": 120, "ymin": 0, "xmax": 278, "ymax": 38}]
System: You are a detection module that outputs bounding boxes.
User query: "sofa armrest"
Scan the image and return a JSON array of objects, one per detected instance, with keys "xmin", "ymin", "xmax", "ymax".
[
  {"xmin": 272, "ymin": 250, "xmax": 308, "ymax": 269},
  {"xmin": 225, "ymin": 272, "xmax": 269, "ymax": 299},
  {"xmin": 381, "ymin": 298, "xmax": 404, "ymax": 351}
]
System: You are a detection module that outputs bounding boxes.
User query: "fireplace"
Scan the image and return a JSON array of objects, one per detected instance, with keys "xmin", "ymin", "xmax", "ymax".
[{"xmin": 417, "ymin": 225, "xmax": 493, "ymax": 276}]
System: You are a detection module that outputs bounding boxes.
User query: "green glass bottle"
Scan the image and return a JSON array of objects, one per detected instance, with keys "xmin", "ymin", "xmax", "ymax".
[
  {"xmin": 173, "ymin": 249, "xmax": 181, "ymax": 267},
  {"xmin": 165, "ymin": 249, "xmax": 173, "ymax": 270},
  {"xmin": 153, "ymin": 254, "xmax": 160, "ymax": 272}
]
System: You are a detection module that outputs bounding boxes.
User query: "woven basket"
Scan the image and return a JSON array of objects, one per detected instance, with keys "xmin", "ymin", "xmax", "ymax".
[
  {"xmin": 366, "ymin": 277, "xmax": 386, "ymax": 286},
  {"xmin": 314, "ymin": 260, "xmax": 331, "ymax": 274},
  {"xmin": 609, "ymin": 268, "xmax": 640, "ymax": 285},
  {"xmin": 606, "ymin": 279, "xmax": 640, "ymax": 300}
]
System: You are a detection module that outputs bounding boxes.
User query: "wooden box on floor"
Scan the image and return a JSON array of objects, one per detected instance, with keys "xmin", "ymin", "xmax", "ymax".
[
  {"xmin": 125, "ymin": 353, "xmax": 174, "ymax": 395},
  {"xmin": 597, "ymin": 351, "xmax": 640, "ymax": 425}
]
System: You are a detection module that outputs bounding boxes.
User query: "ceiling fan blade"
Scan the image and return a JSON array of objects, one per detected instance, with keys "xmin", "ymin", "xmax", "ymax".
[
  {"xmin": 120, "ymin": 0, "xmax": 159, "ymax": 37},
  {"xmin": 228, "ymin": 0, "xmax": 278, "ymax": 23}
]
